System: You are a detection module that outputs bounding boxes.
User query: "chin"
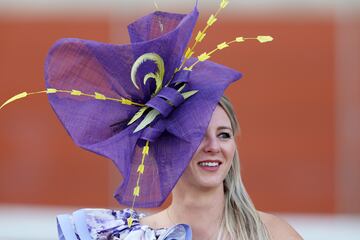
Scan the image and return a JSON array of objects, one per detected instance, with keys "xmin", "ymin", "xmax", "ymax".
[
  {"xmin": 195, "ymin": 176, "xmax": 226, "ymax": 189},
  {"xmin": 180, "ymin": 163, "xmax": 230, "ymax": 190}
]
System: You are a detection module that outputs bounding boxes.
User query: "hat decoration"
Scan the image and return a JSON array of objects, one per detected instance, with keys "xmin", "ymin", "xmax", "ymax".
[{"xmin": 1, "ymin": 0, "xmax": 273, "ymax": 227}]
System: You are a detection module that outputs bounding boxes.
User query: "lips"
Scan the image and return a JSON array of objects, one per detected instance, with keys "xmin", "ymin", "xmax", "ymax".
[{"xmin": 197, "ymin": 160, "xmax": 222, "ymax": 171}]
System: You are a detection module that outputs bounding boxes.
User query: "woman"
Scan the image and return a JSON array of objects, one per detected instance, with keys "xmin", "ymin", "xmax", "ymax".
[
  {"xmin": 140, "ymin": 96, "xmax": 303, "ymax": 240},
  {"xmin": 56, "ymin": 97, "xmax": 302, "ymax": 240}
]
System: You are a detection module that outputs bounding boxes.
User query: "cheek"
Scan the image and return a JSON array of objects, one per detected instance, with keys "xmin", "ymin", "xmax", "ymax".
[
  {"xmin": 225, "ymin": 143, "xmax": 236, "ymax": 160},
  {"xmin": 181, "ymin": 156, "xmax": 198, "ymax": 178},
  {"xmin": 223, "ymin": 144, "xmax": 236, "ymax": 169}
]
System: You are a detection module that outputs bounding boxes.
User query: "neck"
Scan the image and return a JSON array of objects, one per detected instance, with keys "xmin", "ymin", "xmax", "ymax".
[{"xmin": 168, "ymin": 182, "xmax": 225, "ymax": 240}]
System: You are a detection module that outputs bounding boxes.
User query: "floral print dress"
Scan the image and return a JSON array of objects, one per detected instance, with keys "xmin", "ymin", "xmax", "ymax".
[{"xmin": 57, "ymin": 208, "xmax": 192, "ymax": 240}]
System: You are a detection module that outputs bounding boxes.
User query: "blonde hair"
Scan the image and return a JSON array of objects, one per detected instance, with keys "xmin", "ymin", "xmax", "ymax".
[{"xmin": 218, "ymin": 96, "xmax": 270, "ymax": 240}]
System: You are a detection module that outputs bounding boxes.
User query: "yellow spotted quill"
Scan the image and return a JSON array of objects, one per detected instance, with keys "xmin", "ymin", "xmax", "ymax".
[
  {"xmin": 0, "ymin": 88, "xmax": 144, "ymax": 110},
  {"xmin": 179, "ymin": 0, "xmax": 273, "ymax": 72}
]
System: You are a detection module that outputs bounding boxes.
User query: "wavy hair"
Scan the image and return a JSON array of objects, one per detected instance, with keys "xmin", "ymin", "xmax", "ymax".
[{"xmin": 217, "ymin": 96, "xmax": 270, "ymax": 240}]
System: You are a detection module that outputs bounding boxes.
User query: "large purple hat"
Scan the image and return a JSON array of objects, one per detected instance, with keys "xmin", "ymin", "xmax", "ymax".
[
  {"xmin": 0, "ymin": 0, "xmax": 272, "ymax": 213},
  {"xmin": 45, "ymin": 3, "xmax": 241, "ymax": 208}
]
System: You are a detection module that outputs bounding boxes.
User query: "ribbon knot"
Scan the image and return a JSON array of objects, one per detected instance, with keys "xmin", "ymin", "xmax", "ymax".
[
  {"xmin": 145, "ymin": 87, "xmax": 185, "ymax": 117},
  {"xmin": 128, "ymin": 57, "xmax": 197, "ymax": 136}
]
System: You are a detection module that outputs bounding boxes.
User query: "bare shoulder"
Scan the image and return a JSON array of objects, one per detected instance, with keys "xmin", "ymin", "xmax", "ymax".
[
  {"xmin": 259, "ymin": 211, "xmax": 303, "ymax": 240},
  {"xmin": 139, "ymin": 210, "xmax": 170, "ymax": 229}
]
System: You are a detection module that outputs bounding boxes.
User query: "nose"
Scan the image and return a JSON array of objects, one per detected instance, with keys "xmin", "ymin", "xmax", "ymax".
[{"xmin": 203, "ymin": 135, "xmax": 220, "ymax": 153}]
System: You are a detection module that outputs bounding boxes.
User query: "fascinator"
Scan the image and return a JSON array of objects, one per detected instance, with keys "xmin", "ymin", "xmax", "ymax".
[{"xmin": 1, "ymin": 0, "xmax": 272, "ymax": 226}]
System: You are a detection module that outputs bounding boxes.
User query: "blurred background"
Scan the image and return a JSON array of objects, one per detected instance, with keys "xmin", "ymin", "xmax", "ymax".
[{"xmin": 0, "ymin": 0, "xmax": 359, "ymax": 239}]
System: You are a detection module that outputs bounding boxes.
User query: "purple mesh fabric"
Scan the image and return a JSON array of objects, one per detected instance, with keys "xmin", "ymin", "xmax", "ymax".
[{"xmin": 45, "ymin": 6, "xmax": 242, "ymax": 207}]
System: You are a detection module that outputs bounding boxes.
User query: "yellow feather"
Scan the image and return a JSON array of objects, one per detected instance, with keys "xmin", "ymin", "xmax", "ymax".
[
  {"xmin": 185, "ymin": 48, "xmax": 194, "ymax": 59},
  {"xmin": 236, "ymin": 37, "xmax": 245, "ymax": 42},
  {"xmin": 257, "ymin": 36, "xmax": 274, "ymax": 43},
  {"xmin": 0, "ymin": 92, "xmax": 28, "ymax": 110},
  {"xmin": 127, "ymin": 217, "xmax": 133, "ymax": 227},
  {"xmin": 198, "ymin": 53, "xmax": 210, "ymax": 62},
  {"xmin": 195, "ymin": 31, "xmax": 206, "ymax": 42},
  {"xmin": 181, "ymin": 90, "xmax": 198, "ymax": 100},
  {"xmin": 137, "ymin": 164, "xmax": 145, "ymax": 174},
  {"xmin": 133, "ymin": 109, "xmax": 160, "ymax": 133},
  {"xmin": 220, "ymin": 0, "xmax": 229, "ymax": 9},
  {"xmin": 142, "ymin": 145, "xmax": 149, "ymax": 155},
  {"xmin": 177, "ymin": 84, "xmax": 186, "ymax": 93},
  {"xmin": 121, "ymin": 98, "xmax": 133, "ymax": 105},
  {"xmin": 133, "ymin": 186, "xmax": 140, "ymax": 196},
  {"xmin": 94, "ymin": 92, "xmax": 106, "ymax": 100},
  {"xmin": 131, "ymin": 53, "xmax": 165, "ymax": 95},
  {"xmin": 217, "ymin": 42, "xmax": 229, "ymax": 50},
  {"xmin": 207, "ymin": 14, "xmax": 217, "ymax": 26},
  {"xmin": 128, "ymin": 106, "xmax": 148, "ymax": 125},
  {"xmin": 71, "ymin": 90, "xmax": 82, "ymax": 96},
  {"xmin": 46, "ymin": 88, "xmax": 57, "ymax": 94}
]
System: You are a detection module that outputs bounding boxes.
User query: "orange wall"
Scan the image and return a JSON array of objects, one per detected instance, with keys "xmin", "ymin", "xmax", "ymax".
[
  {"xmin": 0, "ymin": 17, "xmax": 114, "ymax": 207},
  {"xmin": 226, "ymin": 18, "xmax": 336, "ymax": 213},
  {"xmin": 0, "ymin": 14, "xmax": 345, "ymax": 213}
]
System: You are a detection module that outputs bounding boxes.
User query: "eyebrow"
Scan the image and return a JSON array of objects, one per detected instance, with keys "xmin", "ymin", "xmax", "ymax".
[{"xmin": 218, "ymin": 126, "xmax": 232, "ymax": 131}]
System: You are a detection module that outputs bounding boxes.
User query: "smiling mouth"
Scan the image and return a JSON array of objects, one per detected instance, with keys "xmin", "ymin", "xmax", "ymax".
[
  {"xmin": 198, "ymin": 162, "xmax": 220, "ymax": 167},
  {"xmin": 197, "ymin": 161, "xmax": 222, "ymax": 169}
]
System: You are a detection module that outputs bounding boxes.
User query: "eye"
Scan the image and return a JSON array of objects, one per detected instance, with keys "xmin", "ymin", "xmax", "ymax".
[{"xmin": 218, "ymin": 132, "xmax": 232, "ymax": 139}]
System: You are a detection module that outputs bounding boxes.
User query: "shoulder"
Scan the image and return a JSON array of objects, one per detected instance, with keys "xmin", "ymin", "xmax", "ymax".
[
  {"xmin": 139, "ymin": 209, "xmax": 172, "ymax": 229},
  {"xmin": 259, "ymin": 211, "xmax": 303, "ymax": 240}
]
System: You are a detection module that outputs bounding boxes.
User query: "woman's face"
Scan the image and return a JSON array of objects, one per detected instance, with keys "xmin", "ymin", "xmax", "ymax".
[{"xmin": 181, "ymin": 105, "xmax": 236, "ymax": 189}]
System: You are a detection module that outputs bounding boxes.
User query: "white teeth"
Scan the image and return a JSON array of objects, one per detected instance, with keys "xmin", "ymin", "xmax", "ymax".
[{"xmin": 199, "ymin": 162, "xmax": 219, "ymax": 167}]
